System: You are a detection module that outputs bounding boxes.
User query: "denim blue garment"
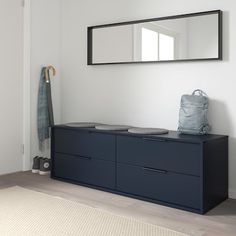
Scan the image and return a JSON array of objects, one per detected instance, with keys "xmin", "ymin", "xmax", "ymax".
[
  {"xmin": 37, "ymin": 68, "xmax": 50, "ymax": 150},
  {"xmin": 178, "ymin": 90, "xmax": 210, "ymax": 135}
]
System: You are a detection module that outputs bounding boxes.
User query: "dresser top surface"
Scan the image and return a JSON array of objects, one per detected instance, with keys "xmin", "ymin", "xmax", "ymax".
[{"xmin": 52, "ymin": 125, "xmax": 228, "ymax": 144}]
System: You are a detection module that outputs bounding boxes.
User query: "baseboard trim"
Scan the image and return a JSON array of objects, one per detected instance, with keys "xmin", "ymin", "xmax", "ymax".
[{"xmin": 229, "ymin": 189, "xmax": 236, "ymax": 199}]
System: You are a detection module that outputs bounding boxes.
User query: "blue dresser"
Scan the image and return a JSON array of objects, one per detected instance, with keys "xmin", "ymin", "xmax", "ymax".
[{"xmin": 51, "ymin": 125, "xmax": 228, "ymax": 214}]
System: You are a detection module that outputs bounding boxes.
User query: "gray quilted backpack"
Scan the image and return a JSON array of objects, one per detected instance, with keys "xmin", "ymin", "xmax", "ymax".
[{"xmin": 178, "ymin": 89, "xmax": 210, "ymax": 135}]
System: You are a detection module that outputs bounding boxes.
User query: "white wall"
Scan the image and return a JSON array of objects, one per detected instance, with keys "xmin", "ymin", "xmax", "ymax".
[
  {"xmin": 60, "ymin": 0, "xmax": 236, "ymax": 199},
  {"xmin": 0, "ymin": 0, "xmax": 23, "ymax": 175},
  {"xmin": 30, "ymin": 0, "xmax": 62, "ymax": 160}
]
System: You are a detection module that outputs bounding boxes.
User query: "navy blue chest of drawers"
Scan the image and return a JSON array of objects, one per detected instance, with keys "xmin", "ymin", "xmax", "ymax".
[{"xmin": 51, "ymin": 125, "xmax": 228, "ymax": 214}]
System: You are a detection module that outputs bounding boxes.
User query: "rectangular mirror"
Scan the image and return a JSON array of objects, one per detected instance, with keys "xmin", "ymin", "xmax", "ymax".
[{"xmin": 87, "ymin": 10, "xmax": 222, "ymax": 65}]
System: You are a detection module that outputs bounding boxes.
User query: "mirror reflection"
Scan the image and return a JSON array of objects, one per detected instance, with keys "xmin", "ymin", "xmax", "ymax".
[{"xmin": 91, "ymin": 12, "xmax": 221, "ymax": 64}]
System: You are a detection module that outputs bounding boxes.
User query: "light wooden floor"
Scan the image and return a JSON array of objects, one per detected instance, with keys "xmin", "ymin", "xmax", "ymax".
[{"xmin": 0, "ymin": 171, "xmax": 235, "ymax": 236}]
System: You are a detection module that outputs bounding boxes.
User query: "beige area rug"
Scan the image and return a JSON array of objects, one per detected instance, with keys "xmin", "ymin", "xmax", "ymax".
[{"xmin": 0, "ymin": 186, "xmax": 189, "ymax": 236}]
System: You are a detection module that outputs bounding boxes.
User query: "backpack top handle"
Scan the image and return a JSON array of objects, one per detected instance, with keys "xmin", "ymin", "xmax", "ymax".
[{"xmin": 192, "ymin": 89, "xmax": 208, "ymax": 97}]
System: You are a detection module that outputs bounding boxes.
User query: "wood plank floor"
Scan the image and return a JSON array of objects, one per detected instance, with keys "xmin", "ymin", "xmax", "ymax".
[{"xmin": 0, "ymin": 171, "xmax": 235, "ymax": 236}]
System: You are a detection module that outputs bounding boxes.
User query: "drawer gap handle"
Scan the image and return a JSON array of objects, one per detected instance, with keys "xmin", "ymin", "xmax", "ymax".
[
  {"xmin": 79, "ymin": 155, "xmax": 92, "ymax": 160},
  {"xmin": 142, "ymin": 167, "xmax": 167, "ymax": 174},
  {"xmin": 143, "ymin": 138, "xmax": 167, "ymax": 142}
]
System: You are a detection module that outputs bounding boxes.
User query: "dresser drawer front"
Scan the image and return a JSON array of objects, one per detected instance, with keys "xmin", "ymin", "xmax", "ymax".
[
  {"xmin": 117, "ymin": 163, "xmax": 201, "ymax": 209},
  {"xmin": 53, "ymin": 129, "xmax": 115, "ymax": 161},
  {"xmin": 117, "ymin": 136, "xmax": 201, "ymax": 176},
  {"xmin": 53, "ymin": 153, "xmax": 115, "ymax": 189}
]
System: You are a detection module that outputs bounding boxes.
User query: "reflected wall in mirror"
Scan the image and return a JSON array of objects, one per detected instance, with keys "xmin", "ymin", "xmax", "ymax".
[{"xmin": 88, "ymin": 10, "xmax": 222, "ymax": 65}]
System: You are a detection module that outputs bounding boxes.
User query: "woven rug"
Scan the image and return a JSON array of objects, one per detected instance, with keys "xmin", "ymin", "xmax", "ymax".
[{"xmin": 0, "ymin": 186, "xmax": 189, "ymax": 236}]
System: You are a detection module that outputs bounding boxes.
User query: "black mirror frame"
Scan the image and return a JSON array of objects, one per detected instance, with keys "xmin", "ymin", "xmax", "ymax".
[{"xmin": 87, "ymin": 10, "xmax": 222, "ymax": 65}]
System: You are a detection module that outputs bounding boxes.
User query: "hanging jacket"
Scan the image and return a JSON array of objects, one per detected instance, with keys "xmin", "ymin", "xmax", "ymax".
[{"xmin": 37, "ymin": 67, "xmax": 54, "ymax": 150}]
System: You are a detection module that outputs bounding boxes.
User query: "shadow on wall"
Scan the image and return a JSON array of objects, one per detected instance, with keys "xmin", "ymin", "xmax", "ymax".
[{"xmin": 208, "ymin": 99, "xmax": 231, "ymax": 135}]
